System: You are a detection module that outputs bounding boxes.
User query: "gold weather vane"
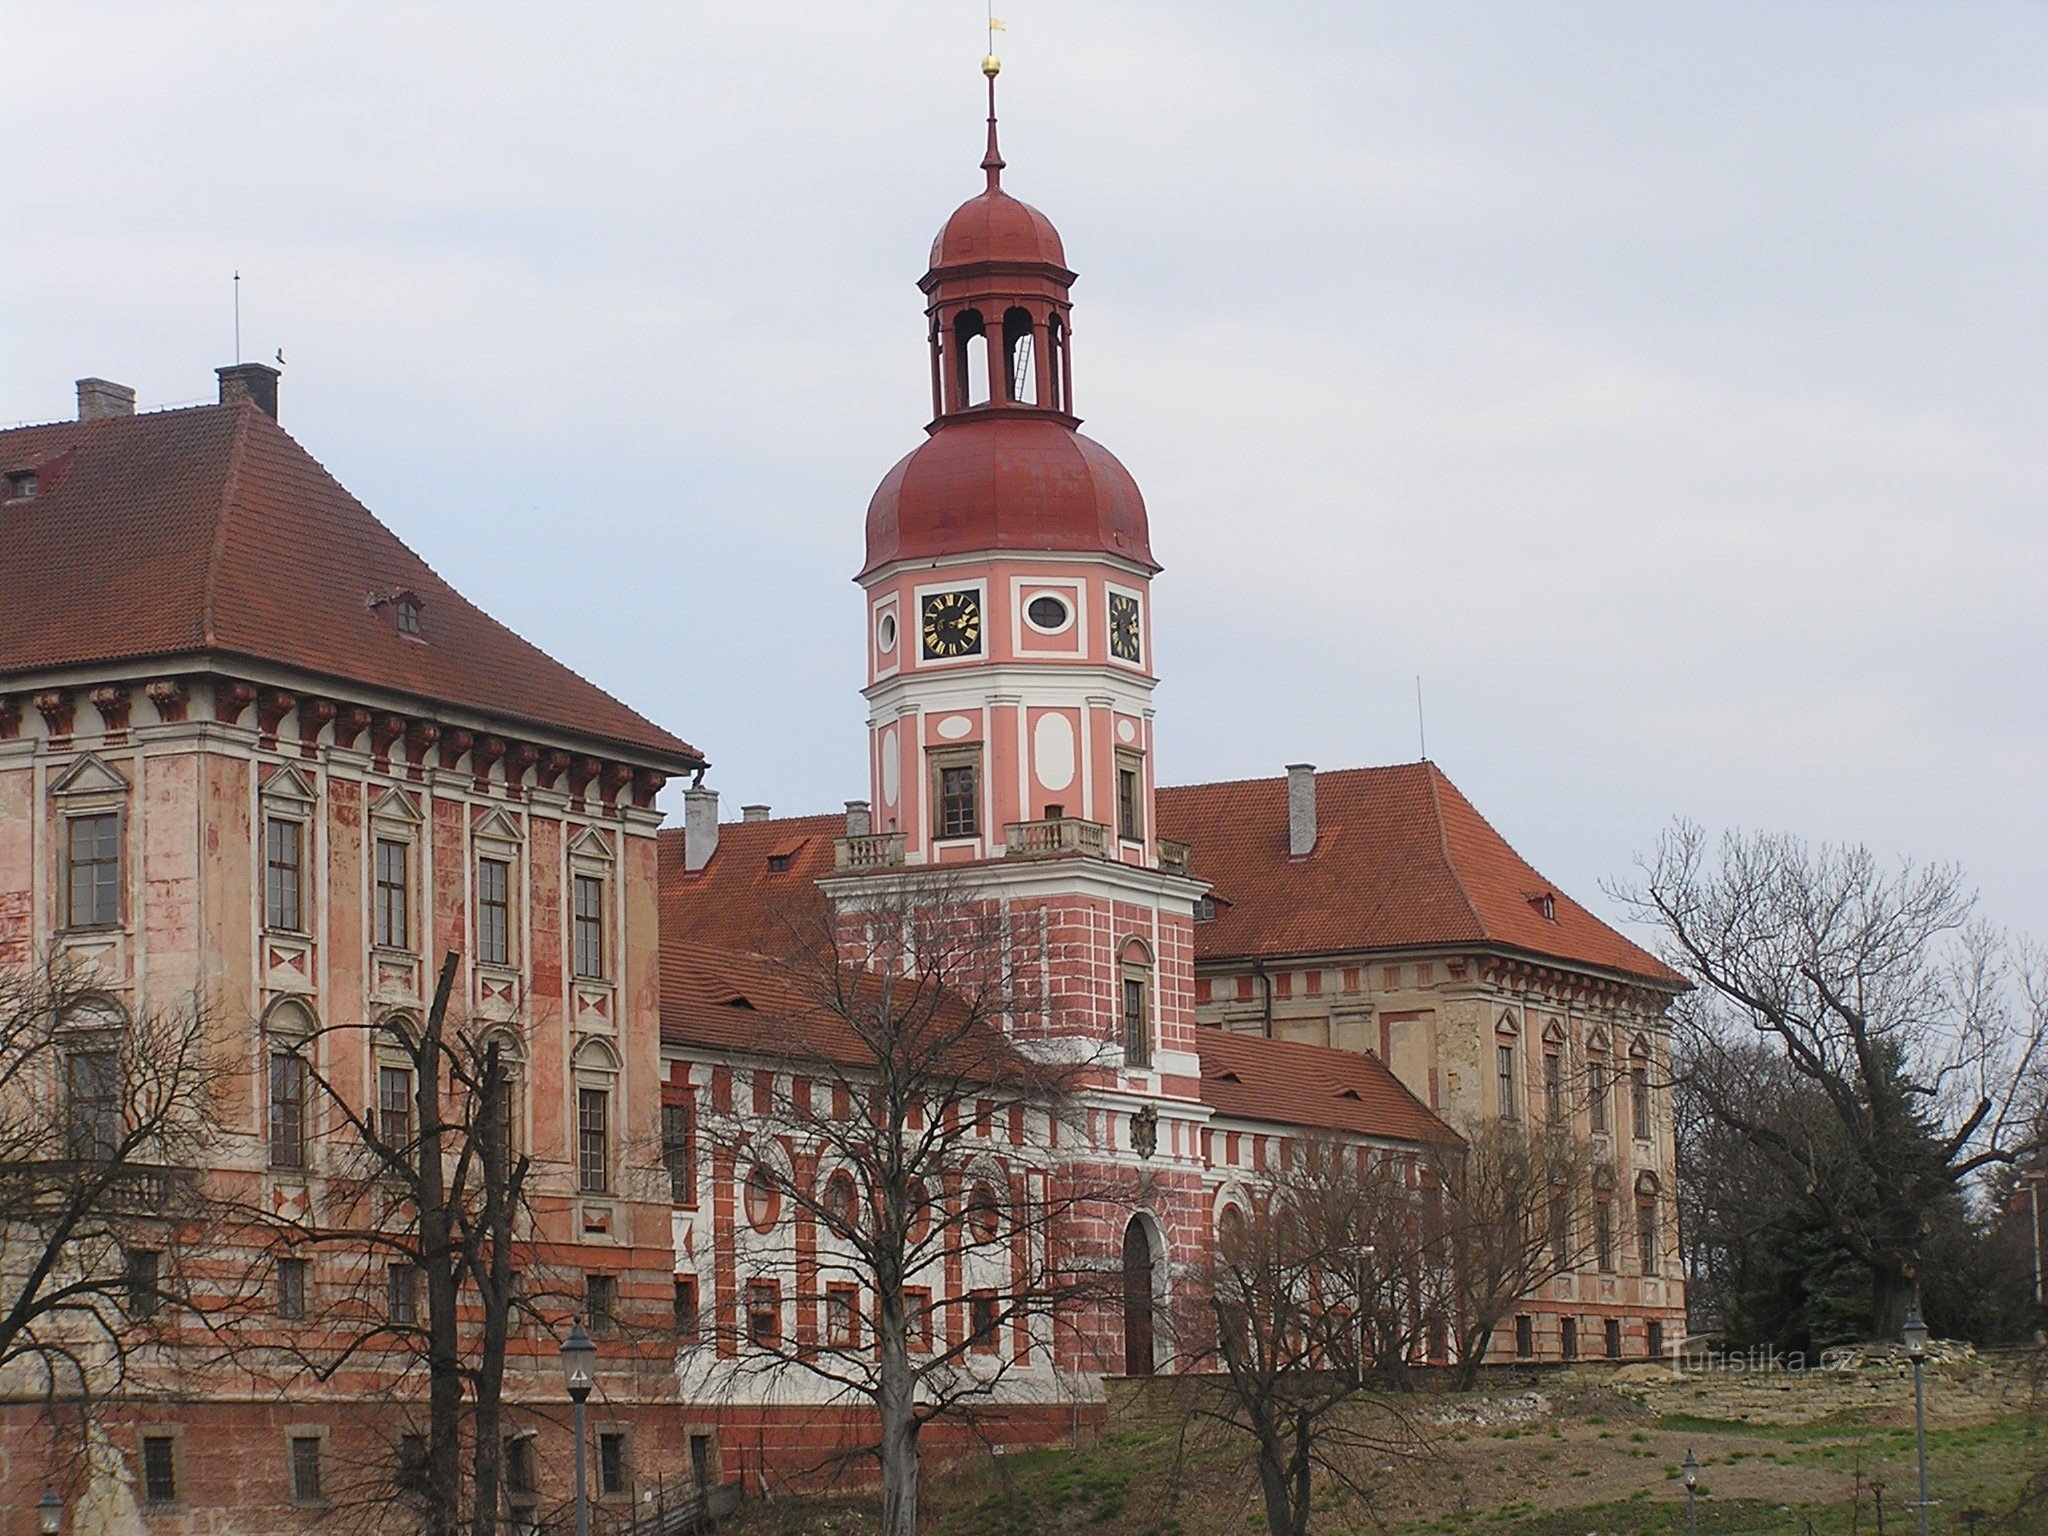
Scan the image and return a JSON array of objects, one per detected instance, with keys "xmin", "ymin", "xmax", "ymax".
[{"xmin": 985, "ymin": 9, "xmax": 1004, "ymax": 76}]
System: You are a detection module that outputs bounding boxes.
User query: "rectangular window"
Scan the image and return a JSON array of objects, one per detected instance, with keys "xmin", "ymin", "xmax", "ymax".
[
  {"xmin": 126, "ymin": 1248, "xmax": 161, "ymax": 1320},
  {"xmin": 968, "ymin": 1290, "xmax": 999, "ymax": 1353},
  {"xmin": 378, "ymin": 1064, "xmax": 414, "ymax": 1149},
  {"xmin": 374, "ymin": 838, "xmax": 410, "ymax": 949},
  {"xmin": 1647, "ymin": 1320, "xmax": 1665, "ymax": 1359},
  {"xmin": 66, "ymin": 1048, "xmax": 123, "ymax": 1161},
  {"xmin": 598, "ymin": 1431, "xmax": 628, "ymax": 1497},
  {"xmin": 746, "ymin": 1280, "xmax": 781, "ymax": 1347},
  {"xmin": 66, "ymin": 811, "xmax": 121, "ymax": 928},
  {"xmin": 386, "ymin": 1263, "xmax": 419, "ymax": 1326},
  {"xmin": 662, "ymin": 1099, "xmax": 697, "ymax": 1205},
  {"xmin": 265, "ymin": 817, "xmax": 304, "ymax": 932},
  {"xmin": 269, "ymin": 1049, "xmax": 308, "ymax": 1169},
  {"xmin": 1497, "ymin": 1042, "xmax": 1517, "ymax": 1120},
  {"xmin": 825, "ymin": 1283, "xmax": 860, "ymax": 1349},
  {"xmin": 1605, "ymin": 1317, "xmax": 1622, "ymax": 1359},
  {"xmin": 578, "ymin": 1086, "xmax": 610, "ymax": 1193},
  {"xmin": 573, "ymin": 874, "xmax": 606, "ymax": 979},
  {"xmin": 1594, "ymin": 1202, "xmax": 1614, "ymax": 1272},
  {"xmin": 674, "ymin": 1276, "xmax": 700, "ymax": 1343},
  {"xmin": 1631, "ymin": 1064, "xmax": 1652, "ymax": 1140},
  {"xmin": 903, "ymin": 1286, "xmax": 934, "ymax": 1353},
  {"xmin": 1514, "ymin": 1314, "xmax": 1534, "ymax": 1359},
  {"xmin": 290, "ymin": 1435, "xmax": 323, "ymax": 1503},
  {"xmin": 1115, "ymin": 753, "xmax": 1143, "ymax": 841},
  {"xmin": 1638, "ymin": 1199, "xmax": 1659, "ymax": 1277},
  {"xmin": 1588, "ymin": 1060, "xmax": 1609, "ymax": 1134},
  {"xmin": 1561, "ymin": 1317, "xmax": 1578, "ymax": 1361},
  {"xmin": 270, "ymin": 1056, "xmax": 309, "ymax": 1171},
  {"xmin": 1122, "ymin": 975, "xmax": 1151, "ymax": 1068},
  {"xmin": 935, "ymin": 758, "xmax": 980, "ymax": 839},
  {"xmin": 1543, "ymin": 1050, "xmax": 1562, "ymax": 1122},
  {"xmin": 1549, "ymin": 1189, "xmax": 1570, "ymax": 1261},
  {"xmin": 396, "ymin": 1435, "xmax": 429, "ymax": 1496},
  {"xmin": 586, "ymin": 1273, "xmax": 618, "ymax": 1335},
  {"xmin": 277, "ymin": 1257, "xmax": 309, "ymax": 1320},
  {"xmin": 504, "ymin": 1437, "xmax": 536, "ymax": 1495},
  {"xmin": 477, "ymin": 856, "xmax": 511, "ymax": 966},
  {"xmin": 142, "ymin": 1434, "xmax": 177, "ymax": 1503}
]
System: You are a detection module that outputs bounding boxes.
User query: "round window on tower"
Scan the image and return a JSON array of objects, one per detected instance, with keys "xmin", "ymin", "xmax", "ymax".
[
  {"xmin": 1024, "ymin": 593, "xmax": 1073, "ymax": 635},
  {"xmin": 876, "ymin": 611, "xmax": 898, "ymax": 654}
]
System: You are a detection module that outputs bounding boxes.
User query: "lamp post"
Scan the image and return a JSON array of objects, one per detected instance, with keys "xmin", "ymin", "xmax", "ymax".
[
  {"xmin": 560, "ymin": 1321, "xmax": 597, "ymax": 1536},
  {"xmin": 35, "ymin": 1486, "xmax": 61, "ymax": 1536},
  {"xmin": 1903, "ymin": 1306, "xmax": 1931, "ymax": 1536},
  {"xmin": 1681, "ymin": 1447, "xmax": 1698, "ymax": 1536}
]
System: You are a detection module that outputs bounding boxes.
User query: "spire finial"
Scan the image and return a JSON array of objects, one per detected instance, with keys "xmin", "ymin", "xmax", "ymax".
[{"xmin": 981, "ymin": 52, "xmax": 1004, "ymax": 191}]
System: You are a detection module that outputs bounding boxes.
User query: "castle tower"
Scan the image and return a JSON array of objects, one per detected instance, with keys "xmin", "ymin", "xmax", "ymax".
[{"xmin": 831, "ymin": 64, "xmax": 1210, "ymax": 1378}]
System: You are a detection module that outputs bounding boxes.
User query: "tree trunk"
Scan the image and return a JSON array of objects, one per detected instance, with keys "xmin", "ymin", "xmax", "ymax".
[
  {"xmin": 877, "ymin": 1303, "xmax": 919, "ymax": 1536},
  {"xmin": 1450, "ymin": 1322, "xmax": 1495, "ymax": 1392},
  {"xmin": 1254, "ymin": 1432, "xmax": 1302, "ymax": 1536},
  {"xmin": 419, "ymin": 954, "xmax": 462, "ymax": 1536}
]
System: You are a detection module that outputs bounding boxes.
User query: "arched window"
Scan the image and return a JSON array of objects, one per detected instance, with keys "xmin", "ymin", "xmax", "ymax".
[
  {"xmin": 263, "ymin": 999, "xmax": 316, "ymax": 1170},
  {"xmin": 966, "ymin": 1179, "xmax": 1001, "ymax": 1245},
  {"xmin": 1586, "ymin": 1029, "xmax": 1612, "ymax": 1135},
  {"xmin": 1122, "ymin": 1214, "xmax": 1161, "ymax": 1376},
  {"xmin": 1635, "ymin": 1172, "xmax": 1661, "ymax": 1276},
  {"xmin": 1046, "ymin": 312, "xmax": 1066, "ymax": 411},
  {"xmin": 479, "ymin": 1028, "xmax": 525, "ymax": 1160},
  {"xmin": 573, "ymin": 1038, "xmax": 620, "ymax": 1195},
  {"xmin": 373, "ymin": 1013, "xmax": 419, "ymax": 1152},
  {"xmin": 1120, "ymin": 938, "xmax": 1154, "ymax": 1070},
  {"xmin": 954, "ymin": 310, "xmax": 989, "ymax": 408},
  {"xmin": 60, "ymin": 998, "xmax": 127, "ymax": 1162},
  {"xmin": 822, "ymin": 1169, "xmax": 860, "ymax": 1237},
  {"xmin": 1629, "ymin": 1037, "xmax": 1653, "ymax": 1141},
  {"xmin": 1002, "ymin": 307, "xmax": 1036, "ymax": 402}
]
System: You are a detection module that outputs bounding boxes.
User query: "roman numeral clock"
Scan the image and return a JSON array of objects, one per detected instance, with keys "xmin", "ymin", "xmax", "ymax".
[{"xmin": 921, "ymin": 589, "xmax": 983, "ymax": 659}]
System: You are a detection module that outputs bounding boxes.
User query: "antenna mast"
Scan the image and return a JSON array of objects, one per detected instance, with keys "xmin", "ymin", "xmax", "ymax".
[
  {"xmin": 233, "ymin": 271, "xmax": 242, "ymax": 364},
  {"xmin": 1415, "ymin": 675, "xmax": 1428, "ymax": 761}
]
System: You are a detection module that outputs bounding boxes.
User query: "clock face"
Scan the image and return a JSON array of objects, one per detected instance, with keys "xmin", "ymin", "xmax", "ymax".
[
  {"xmin": 920, "ymin": 589, "xmax": 983, "ymax": 660},
  {"xmin": 1108, "ymin": 591, "xmax": 1143, "ymax": 664}
]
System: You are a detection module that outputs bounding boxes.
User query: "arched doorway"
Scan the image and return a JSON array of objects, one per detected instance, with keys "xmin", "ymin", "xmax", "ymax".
[{"xmin": 1122, "ymin": 1216, "xmax": 1156, "ymax": 1376}]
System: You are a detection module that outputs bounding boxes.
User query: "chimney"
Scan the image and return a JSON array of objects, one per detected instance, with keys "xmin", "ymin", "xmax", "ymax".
[
  {"xmin": 844, "ymin": 800, "xmax": 871, "ymax": 838},
  {"xmin": 216, "ymin": 362, "xmax": 280, "ymax": 420},
  {"xmin": 683, "ymin": 785, "xmax": 719, "ymax": 873},
  {"xmin": 1286, "ymin": 763, "xmax": 1317, "ymax": 858},
  {"xmin": 75, "ymin": 378, "xmax": 136, "ymax": 420},
  {"xmin": 741, "ymin": 804, "xmax": 771, "ymax": 823}
]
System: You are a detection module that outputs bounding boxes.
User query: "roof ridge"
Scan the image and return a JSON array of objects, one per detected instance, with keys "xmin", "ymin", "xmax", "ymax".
[
  {"xmin": 1160, "ymin": 761, "xmax": 1422, "ymax": 794},
  {"xmin": 1422, "ymin": 760, "xmax": 1492, "ymax": 944},
  {"xmin": 201, "ymin": 401, "xmax": 254, "ymax": 649}
]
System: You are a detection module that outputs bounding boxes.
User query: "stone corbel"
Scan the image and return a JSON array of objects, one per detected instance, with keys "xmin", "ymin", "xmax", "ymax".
[
  {"xmin": 89, "ymin": 684, "xmax": 131, "ymax": 736},
  {"xmin": 145, "ymin": 679, "xmax": 190, "ymax": 724},
  {"xmin": 297, "ymin": 698, "xmax": 337, "ymax": 758},
  {"xmin": 599, "ymin": 761, "xmax": 633, "ymax": 807},
  {"xmin": 405, "ymin": 720, "xmax": 441, "ymax": 772},
  {"xmin": 566, "ymin": 756, "xmax": 601, "ymax": 801},
  {"xmin": 332, "ymin": 706, "xmax": 374, "ymax": 752},
  {"xmin": 633, "ymin": 768, "xmax": 668, "ymax": 809},
  {"xmin": 0, "ymin": 696, "xmax": 20, "ymax": 740},
  {"xmin": 256, "ymin": 689, "xmax": 297, "ymax": 744},
  {"xmin": 437, "ymin": 728, "xmax": 474, "ymax": 774},
  {"xmin": 504, "ymin": 742, "xmax": 540, "ymax": 795},
  {"xmin": 470, "ymin": 736, "xmax": 506, "ymax": 792},
  {"xmin": 535, "ymin": 750, "xmax": 571, "ymax": 793},
  {"xmin": 370, "ymin": 713, "xmax": 408, "ymax": 766},
  {"xmin": 34, "ymin": 690, "xmax": 73, "ymax": 738},
  {"xmin": 213, "ymin": 681, "xmax": 257, "ymax": 726}
]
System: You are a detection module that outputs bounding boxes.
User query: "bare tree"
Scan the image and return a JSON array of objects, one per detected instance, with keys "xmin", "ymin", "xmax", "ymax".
[
  {"xmin": 242, "ymin": 953, "xmax": 546, "ymax": 1536},
  {"xmin": 0, "ymin": 956, "xmax": 234, "ymax": 1420},
  {"xmin": 691, "ymin": 877, "xmax": 1119, "ymax": 1536},
  {"xmin": 1422, "ymin": 1118, "xmax": 1601, "ymax": 1390},
  {"xmin": 1180, "ymin": 1137, "xmax": 1423, "ymax": 1536},
  {"xmin": 1615, "ymin": 822, "xmax": 2048, "ymax": 1338}
]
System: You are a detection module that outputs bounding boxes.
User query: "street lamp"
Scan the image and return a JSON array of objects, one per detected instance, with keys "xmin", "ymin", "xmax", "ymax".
[
  {"xmin": 36, "ymin": 1486, "xmax": 61, "ymax": 1536},
  {"xmin": 1903, "ymin": 1306, "xmax": 1931, "ymax": 1536},
  {"xmin": 1681, "ymin": 1447, "xmax": 1698, "ymax": 1536},
  {"xmin": 560, "ymin": 1321, "xmax": 597, "ymax": 1536}
]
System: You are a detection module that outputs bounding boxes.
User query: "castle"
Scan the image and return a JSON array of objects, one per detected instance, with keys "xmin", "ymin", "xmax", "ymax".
[{"xmin": 0, "ymin": 75, "xmax": 1682, "ymax": 1533}]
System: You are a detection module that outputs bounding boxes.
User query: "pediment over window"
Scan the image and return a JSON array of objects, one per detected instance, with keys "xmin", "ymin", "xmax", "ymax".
[
  {"xmin": 474, "ymin": 808, "xmax": 525, "ymax": 846},
  {"xmin": 50, "ymin": 753, "xmax": 129, "ymax": 798},
  {"xmin": 371, "ymin": 786, "xmax": 423, "ymax": 824},
  {"xmin": 261, "ymin": 763, "xmax": 318, "ymax": 804},
  {"xmin": 1541, "ymin": 1018, "xmax": 1568, "ymax": 1045},
  {"xmin": 568, "ymin": 826, "xmax": 614, "ymax": 862}
]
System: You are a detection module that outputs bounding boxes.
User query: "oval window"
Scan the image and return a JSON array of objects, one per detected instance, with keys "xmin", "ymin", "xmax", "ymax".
[
  {"xmin": 1025, "ymin": 594, "xmax": 1070, "ymax": 632},
  {"xmin": 876, "ymin": 612, "xmax": 898, "ymax": 653},
  {"xmin": 744, "ymin": 1164, "xmax": 780, "ymax": 1231}
]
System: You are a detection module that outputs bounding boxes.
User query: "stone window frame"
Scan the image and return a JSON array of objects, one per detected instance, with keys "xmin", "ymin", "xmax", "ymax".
[
  {"xmin": 1114, "ymin": 748, "xmax": 1145, "ymax": 842},
  {"xmin": 472, "ymin": 809, "xmax": 525, "ymax": 973},
  {"xmin": 284, "ymin": 1426, "xmax": 330, "ymax": 1506},
  {"xmin": 573, "ymin": 1036, "xmax": 622, "ymax": 1195},
  {"xmin": 137, "ymin": 1425, "xmax": 184, "ymax": 1506},
  {"xmin": 369, "ymin": 793, "xmax": 424, "ymax": 956},
  {"xmin": 1119, "ymin": 936, "xmax": 1155, "ymax": 1070},
  {"xmin": 53, "ymin": 756, "xmax": 130, "ymax": 933},
  {"xmin": 1494, "ymin": 1013, "xmax": 1521, "ymax": 1122},
  {"xmin": 262, "ymin": 997, "xmax": 319, "ymax": 1173},
  {"xmin": 258, "ymin": 765, "xmax": 318, "ymax": 938},
  {"xmin": 928, "ymin": 744, "xmax": 983, "ymax": 843}
]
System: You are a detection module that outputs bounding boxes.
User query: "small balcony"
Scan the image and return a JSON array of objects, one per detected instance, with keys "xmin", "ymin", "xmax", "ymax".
[
  {"xmin": 1157, "ymin": 838, "xmax": 1192, "ymax": 876},
  {"xmin": 834, "ymin": 831, "xmax": 907, "ymax": 871},
  {"xmin": 1004, "ymin": 817, "xmax": 1111, "ymax": 860},
  {"xmin": 0, "ymin": 1159, "xmax": 199, "ymax": 1215}
]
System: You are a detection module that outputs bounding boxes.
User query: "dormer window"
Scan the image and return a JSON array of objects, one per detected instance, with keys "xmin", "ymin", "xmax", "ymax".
[
  {"xmin": 1528, "ymin": 891, "xmax": 1556, "ymax": 922},
  {"xmin": 1192, "ymin": 896, "xmax": 1217, "ymax": 923},
  {"xmin": 4, "ymin": 470, "xmax": 36, "ymax": 501},
  {"xmin": 396, "ymin": 596, "xmax": 422, "ymax": 636}
]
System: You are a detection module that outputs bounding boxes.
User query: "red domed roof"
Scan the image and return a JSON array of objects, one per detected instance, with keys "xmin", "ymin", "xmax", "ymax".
[
  {"xmin": 929, "ymin": 187, "xmax": 1068, "ymax": 274},
  {"xmin": 861, "ymin": 414, "xmax": 1157, "ymax": 578}
]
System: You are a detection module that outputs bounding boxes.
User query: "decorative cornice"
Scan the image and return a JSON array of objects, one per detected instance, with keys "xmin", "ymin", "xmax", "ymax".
[
  {"xmin": 34, "ymin": 690, "xmax": 73, "ymax": 738},
  {"xmin": 145, "ymin": 678, "xmax": 190, "ymax": 724},
  {"xmin": 213, "ymin": 681, "xmax": 257, "ymax": 725},
  {"xmin": 89, "ymin": 683, "xmax": 131, "ymax": 737}
]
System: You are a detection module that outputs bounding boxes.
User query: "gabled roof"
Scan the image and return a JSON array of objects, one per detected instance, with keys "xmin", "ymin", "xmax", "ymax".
[
  {"xmin": 658, "ymin": 813, "xmax": 844, "ymax": 955},
  {"xmin": 0, "ymin": 402, "xmax": 699, "ymax": 765},
  {"xmin": 1196, "ymin": 1027, "xmax": 1454, "ymax": 1145},
  {"xmin": 1155, "ymin": 762, "xmax": 1679, "ymax": 986}
]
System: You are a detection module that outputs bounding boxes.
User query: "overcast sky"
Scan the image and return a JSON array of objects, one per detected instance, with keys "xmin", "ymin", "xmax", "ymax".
[{"xmin": 5, "ymin": 2, "xmax": 2043, "ymax": 944}]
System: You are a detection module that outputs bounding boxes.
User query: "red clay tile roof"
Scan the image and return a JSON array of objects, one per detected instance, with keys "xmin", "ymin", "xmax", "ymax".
[
  {"xmin": 658, "ymin": 814, "xmax": 845, "ymax": 955},
  {"xmin": 1156, "ymin": 763, "xmax": 1679, "ymax": 987},
  {"xmin": 0, "ymin": 403, "xmax": 698, "ymax": 764},
  {"xmin": 1196, "ymin": 1027, "xmax": 1454, "ymax": 1144}
]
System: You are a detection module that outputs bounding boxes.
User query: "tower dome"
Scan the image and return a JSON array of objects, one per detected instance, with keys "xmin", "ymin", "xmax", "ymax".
[{"xmin": 860, "ymin": 70, "xmax": 1154, "ymax": 579}]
